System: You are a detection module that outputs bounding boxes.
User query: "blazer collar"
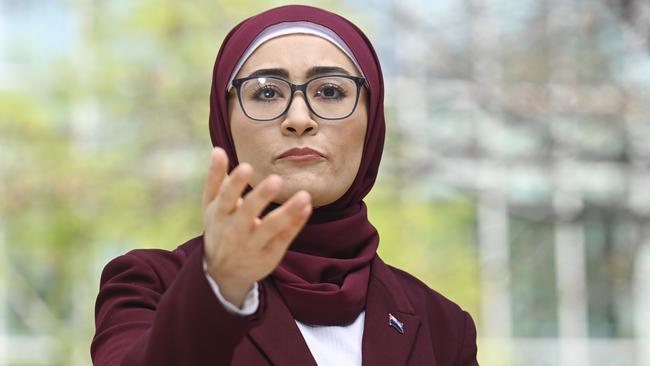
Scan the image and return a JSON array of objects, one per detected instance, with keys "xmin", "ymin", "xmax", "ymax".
[
  {"xmin": 247, "ymin": 255, "xmax": 435, "ymax": 366},
  {"xmin": 248, "ymin": 280, "xmax": 318, "ymax": 366},
  {"xmin": 361, "ymin": 255, "xmax": 434, "ymax": 366}
]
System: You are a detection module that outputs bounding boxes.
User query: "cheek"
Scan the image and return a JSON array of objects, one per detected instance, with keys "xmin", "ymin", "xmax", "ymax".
[
  {"xmin": 332, "ymin": 118, "xmax": 367, "ymax": 180},
  {"xmin": 230, "ymin": 120, "xmax": 273, "ymax": 184}
]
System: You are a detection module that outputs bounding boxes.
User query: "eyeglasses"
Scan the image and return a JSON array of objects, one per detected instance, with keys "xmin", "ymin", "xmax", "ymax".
[{"xmin": 231, "ymin": 74, "xmax": 366, "ymax": 121}]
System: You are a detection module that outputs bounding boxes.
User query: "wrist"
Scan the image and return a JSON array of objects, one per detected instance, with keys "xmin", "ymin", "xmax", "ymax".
[{"xmin": 206, "ymin": 265, "xmax": 254, "ymax": 308}]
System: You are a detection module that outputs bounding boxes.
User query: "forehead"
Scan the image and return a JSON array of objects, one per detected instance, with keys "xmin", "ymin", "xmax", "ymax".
[{"xmin": 236, "ymin": 34, "xmax": 360, "ymax": 79}]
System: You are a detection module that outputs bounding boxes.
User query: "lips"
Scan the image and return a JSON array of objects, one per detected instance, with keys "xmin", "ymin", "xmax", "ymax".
[{"xmin": 277, "ymin": 147, "xmax": 324, "ymax": 162}]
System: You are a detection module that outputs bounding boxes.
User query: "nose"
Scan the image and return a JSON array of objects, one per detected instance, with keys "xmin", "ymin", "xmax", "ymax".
[{"xmin": 281, "ymin": 92, "xmax": 318, "ymax": 136}]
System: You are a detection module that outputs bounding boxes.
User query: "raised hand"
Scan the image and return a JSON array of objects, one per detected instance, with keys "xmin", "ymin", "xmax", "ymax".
[{"xmin": 201, "ymin": 147, "xmax": 312, "ymax": 307}]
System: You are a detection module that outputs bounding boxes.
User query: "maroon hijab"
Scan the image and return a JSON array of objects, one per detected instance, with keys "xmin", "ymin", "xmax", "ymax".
[{"xmin": 208, "ymin": 5, "xmax": 386, "ymax": 326}]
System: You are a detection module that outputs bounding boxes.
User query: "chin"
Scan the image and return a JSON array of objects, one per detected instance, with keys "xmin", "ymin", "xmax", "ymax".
[{"xmin": 275, "ymin": 183, "xmax": 341, "ymax": 208}]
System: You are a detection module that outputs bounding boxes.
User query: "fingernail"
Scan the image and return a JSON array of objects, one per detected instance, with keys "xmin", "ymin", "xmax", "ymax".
[
  {"xmin": 212, "ymin": 147, "xmax": 227, "ymax": 163},
  {"xmin": 302, "ymin": 204, "xmax": 312, "ymax": 216},
  {"xmin": 297, "ymin": 191, "xmax": 311, "ymax": 205},
  {"xmin": 237, "ymin": 163, "xmax": 252, "ymax": 175},
  {"xmin": 268, "ymin": 174, "xmax": 282, "ymax": 185}
]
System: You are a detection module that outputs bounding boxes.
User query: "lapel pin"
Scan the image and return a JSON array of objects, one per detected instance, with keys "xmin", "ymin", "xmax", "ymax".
[{"xmin": 388, "ymin": 313, "xmax": 404, "ymax": 334}]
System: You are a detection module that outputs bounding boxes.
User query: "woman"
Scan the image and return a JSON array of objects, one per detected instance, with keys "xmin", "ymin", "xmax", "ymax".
[{"xmin": 91, "ymin": 4, "xmax": 479, "ymax": 366}]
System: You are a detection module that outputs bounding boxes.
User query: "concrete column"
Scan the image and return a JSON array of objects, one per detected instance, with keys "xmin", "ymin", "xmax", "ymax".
[
  {"xmin": 634, "ymin": 238, "xmax": 650, "ymax": 366},
  {"xmin": 553, "ymin": 188, "xmax": 589, "ymax": 366},
  {"xmin": 478, "ymin": 190, "xmax": 513, "ymax": 338}
]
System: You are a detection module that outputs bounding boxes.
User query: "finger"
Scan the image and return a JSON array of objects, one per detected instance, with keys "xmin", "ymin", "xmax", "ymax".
[
  {"xmin": 236, "ymin": 174, "xmax": 283, "ymax": 224},
  {"xmin": 254, "ymin": 190, "xmax": 311, "ymax": 247},
  {"xmin": 263, "ymin": 222, "xmax": 306, "ymax": 260},
  {"xmin": 262, "ymin": 198, "xmax": 312, "ymax": 259},
  {"xmin": 214, "ymin": 163, "xmax": 253, "ymax": 215},
  {"xmin": 201, "ymin": 147, "xmax": 229, "ymax": 211}
]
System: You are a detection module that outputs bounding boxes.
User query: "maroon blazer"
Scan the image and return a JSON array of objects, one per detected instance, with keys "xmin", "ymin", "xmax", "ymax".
[{"xmin": 91, "ymin": 235, "xmax": 479, "ymax": 365}]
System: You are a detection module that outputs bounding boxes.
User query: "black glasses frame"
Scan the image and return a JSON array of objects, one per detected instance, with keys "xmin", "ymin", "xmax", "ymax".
[{"xmin": 231, "ymin": 74, "xmax": 366, "ymax": 121}]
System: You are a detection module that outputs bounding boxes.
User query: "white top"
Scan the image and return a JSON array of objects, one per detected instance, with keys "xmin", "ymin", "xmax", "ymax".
[
  {"xmin": 296, "ymin": 311, "xmax": 365, "ymax": 366},
  {"xmin": 203, "ymin": 261, "xmax": 364, "ymax": 365}
]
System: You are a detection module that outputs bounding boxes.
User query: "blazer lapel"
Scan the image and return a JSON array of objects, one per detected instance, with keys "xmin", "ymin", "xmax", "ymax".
[
  {"xmin": 361, "ymin": 256, "xmax": 436, "ymax": 366},
  {"xmin": 248, "ymin": 279, "xmax": 317, "ymax": 366}
]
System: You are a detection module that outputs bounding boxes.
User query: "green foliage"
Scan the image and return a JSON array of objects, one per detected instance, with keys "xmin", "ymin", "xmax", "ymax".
[
  {"xmin": 0, "ymin": 1, "xmax": 480, "ymax": 364},
  {"xmin": 367, "ymin": 185, "xmax": 480, "ymax": 318}
]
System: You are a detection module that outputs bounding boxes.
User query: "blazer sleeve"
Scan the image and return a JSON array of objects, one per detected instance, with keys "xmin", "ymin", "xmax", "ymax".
[
  {"xmin": 456, "ymin": 310, "xmax": 479, "ymax": 366},
  {"xmin": 91, "ymin": 245, "xmax": 263, "ymax": 366}
]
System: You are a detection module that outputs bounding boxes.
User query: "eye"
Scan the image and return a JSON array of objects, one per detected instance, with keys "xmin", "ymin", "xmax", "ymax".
[
  {"xmin": 252, "ymin": 85, "xmax": 283, "ymax": 102},
  {"xmin": 315, "ymin": 84, "xmax": 347, "ymax": 100}
]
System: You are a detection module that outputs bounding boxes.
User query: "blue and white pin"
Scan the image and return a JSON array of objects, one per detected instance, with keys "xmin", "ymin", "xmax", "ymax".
[{"xmin": 388, "ymin": 313, "xmax": 404, "ymax": 334}]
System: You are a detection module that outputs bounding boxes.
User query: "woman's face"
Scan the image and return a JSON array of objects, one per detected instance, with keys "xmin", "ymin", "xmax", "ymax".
[{"xmin": 229, "ymin": 34, "xmax": 368, "ymax": 207}]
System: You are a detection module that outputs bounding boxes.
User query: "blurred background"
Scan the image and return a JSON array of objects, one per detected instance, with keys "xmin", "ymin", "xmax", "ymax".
[{"xmin": 1, "ymin": 0, "xmax": 649, "ymax": 365}]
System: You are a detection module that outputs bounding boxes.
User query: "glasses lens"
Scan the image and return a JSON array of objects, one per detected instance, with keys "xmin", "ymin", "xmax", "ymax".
[
  {"xmin": 307, "ymin": 76, "xmax": 358, "ymax": 119},
  {"xmin": 239, "ymin": 77, "xmax": 291, "ymax": 120}
]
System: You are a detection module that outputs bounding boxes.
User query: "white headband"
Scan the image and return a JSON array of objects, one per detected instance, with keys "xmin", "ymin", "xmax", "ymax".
[{"xmin": 226, "ymin": 21, "xmax": 365, "ymax": 91}]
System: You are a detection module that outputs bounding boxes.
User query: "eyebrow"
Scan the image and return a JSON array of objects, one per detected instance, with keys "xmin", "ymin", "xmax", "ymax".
[{"xmin": 246, "ymin": 66, "xmax": 352, "ymax": 79}]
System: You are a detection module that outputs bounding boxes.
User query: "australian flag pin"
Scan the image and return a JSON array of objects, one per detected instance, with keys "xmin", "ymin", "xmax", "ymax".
[{"xmin": 388, "ymin": 313, "xmax": 404, "ymax": 334}]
